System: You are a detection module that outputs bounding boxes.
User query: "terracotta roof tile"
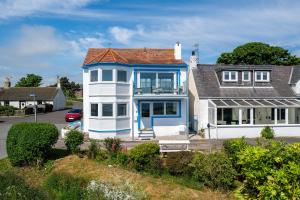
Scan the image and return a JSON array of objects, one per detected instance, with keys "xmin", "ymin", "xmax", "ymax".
[{"xmin": 83, "ymin": 48, "xmax": 185, "ymax": 66}]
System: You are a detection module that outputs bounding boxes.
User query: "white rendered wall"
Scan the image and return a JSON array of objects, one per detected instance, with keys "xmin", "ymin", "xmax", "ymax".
[
  {"xmin": 208, "ymin": 125, "xmax": 300, "ymax": 139},
  {"xmin": 52, "ymin": 89, "xmax": 66, "ymax": 110}
]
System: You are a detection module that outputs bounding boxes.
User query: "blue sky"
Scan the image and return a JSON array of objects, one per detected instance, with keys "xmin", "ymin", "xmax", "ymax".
[{"xmin": 0, "ymin": 0, "xmax": 300, "ymax": 85}]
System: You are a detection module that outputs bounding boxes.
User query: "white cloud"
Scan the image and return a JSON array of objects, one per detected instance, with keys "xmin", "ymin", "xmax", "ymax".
[
  {"xmin": 109, "ymin": 26, "xmax": 144, "ymax": 44},
  {"xmin": 0, "ymin": 0, "xmax": 95, "ymax": 19}
]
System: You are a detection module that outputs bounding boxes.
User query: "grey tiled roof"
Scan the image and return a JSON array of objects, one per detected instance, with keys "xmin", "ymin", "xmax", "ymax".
[
  {"xmin": 192, "ymin": 64, "xmax": 297, "ymax": 99},
  {"xmin": 0, "ymin": 87, "xmax": 60, "ymax": 101},
  {"xmin": 290, "ymin": 66, "xmax": 300, "ymax": 84}
]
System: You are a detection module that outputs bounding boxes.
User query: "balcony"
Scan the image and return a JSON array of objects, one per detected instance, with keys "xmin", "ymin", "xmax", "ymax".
[{"xmin": 134, "ymin": 86, "xmax": 185, "ymax": 95}]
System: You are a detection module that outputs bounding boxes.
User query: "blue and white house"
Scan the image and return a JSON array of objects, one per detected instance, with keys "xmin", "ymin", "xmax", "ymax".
[{"xmin": 82, "ymin": 43, "xmax": 189, "ymax": 139}]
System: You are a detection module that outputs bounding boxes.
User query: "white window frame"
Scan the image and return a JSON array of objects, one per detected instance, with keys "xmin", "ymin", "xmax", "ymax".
[
  {"xmin": 90, "ymin": 103, "xmax": 99, "ymax": 117},
  {"xmin": 90, "ymin": 70, "xmax": 98, "ymax": 82},
  {"xmin": 102, "ymin": 69, "xmax": 113, "ymax": 82},
  {"xmin": 242, "ymin": 71, "xmax": 251, "ymax": 82},
  {"xmin": 255, "ymin": 71, "xmax": 270, "ymax": 82},
  {"xmin": 117, "ymin": 70, "xmax": 127, "ymax": 82},
  {"xmin": 223, "ymin": 71, "xmax": 238, "ymax": 82},
  {"xmin": 117, "ymin": 103, "xmax": 128, "ymax": 117}
]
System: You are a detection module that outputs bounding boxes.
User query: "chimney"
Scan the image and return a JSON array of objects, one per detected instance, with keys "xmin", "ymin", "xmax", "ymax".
[
  {"xmin": 174, "ymin": 41, "xmax": 181, "ymax": 60},
  {"xmin": 4, "ymin": 77, "xmax": 11, "ymax": 88},
  {"xmin": 189, "ymin": 51, "xmax": 198, "ymax": 69},
  {"xmin": 57, "ymin": 76, "xmax": 61, "ymax": 88}
]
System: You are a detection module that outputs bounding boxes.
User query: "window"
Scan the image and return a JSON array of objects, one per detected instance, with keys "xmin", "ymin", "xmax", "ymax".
[
  {"xmin": 166, "ymin": 102, "xmax": 177, "ymax": 115},
  {"xmin": 153, "ymin": 102, "xmax": 164, "ymax": 115},
  {"xmin": 140, "ymin": 73, "xmax": 156, "ymax": 93},
  {"xmin": 102, "ymin": 104, "xmax": 113, "ymax": 116},
  {"xmin": 4, "ymin": 101, "xmax": 9, "ymax": 106},
  {"xmin": 117, "ymin": 103, "xmax": 127, "ymax": 116},
  {"xmin": 255, "ymin": 71, "xmax": 269, "ymax": 82},
  {"xmin": 102, "ymin": 70, "xmax": 113, "ymax": 81},
  {"xmin": 158, "ymin": 73, "xmax": 174, "ymax": 92},
  {"xmin": 242, "ymin": 71, "xmax": 251, "ymax": 81},
  {"xmin": 223, "ymin": 71, "xmax": 237, "ymax": 81},
  {"xmin": 90, "ymin": 70, "xmax": 98, "ymax": 82},
  {"xmin": 90, "ymin": 104, "xmax": 98, "ymax": 117},
  {"xmin": 37, "ymin": 100, "xmax": 42, "ymax": 105},
  {"xmin": 117, "ymin": 70, "xmax": 127, "ymax": 82}
]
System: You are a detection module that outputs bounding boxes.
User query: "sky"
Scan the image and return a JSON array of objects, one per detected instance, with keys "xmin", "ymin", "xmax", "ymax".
[{"xmin": 0, "ymin": 0, "xmax": 300, "ymax": 86}]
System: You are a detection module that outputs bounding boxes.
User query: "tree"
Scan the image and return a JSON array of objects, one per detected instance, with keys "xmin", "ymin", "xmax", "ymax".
[
  {"xmin": 15, "ymin": 74, "xmax": 42, "ymax": 87},
  {"xmin": 217, "ymin": 42, "xmax": 300, "ymax": 65},
  {"xmin": 51, "ymin": 77, "xmax": 80, "ymax": 98}
]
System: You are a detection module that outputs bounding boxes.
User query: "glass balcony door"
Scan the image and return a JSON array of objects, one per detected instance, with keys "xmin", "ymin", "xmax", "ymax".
[
  {"xmin": 139, "ymin": 72, "xmax": 175, "ymax": 94},
  {"xmin": 140, "ymin": 73, "xmax": 156, "ymax": 94}
]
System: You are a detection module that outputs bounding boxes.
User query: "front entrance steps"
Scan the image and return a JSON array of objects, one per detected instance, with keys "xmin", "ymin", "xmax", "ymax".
[{"xmin": 138, "ymin": 128, "xmax": 155, "ymax": 140}]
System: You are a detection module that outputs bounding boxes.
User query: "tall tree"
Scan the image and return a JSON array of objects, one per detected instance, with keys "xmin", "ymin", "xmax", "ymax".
[
  {"xmin": 15, "ymin": 74, "xmax": 42, "ymax": 87},
  {"xmin": 50, "ymin": 77, "xmax": 80, "ymax": 98},
  {"xmin": 217, "ymin": 42, "xmax": 300, "ymax": 65}
]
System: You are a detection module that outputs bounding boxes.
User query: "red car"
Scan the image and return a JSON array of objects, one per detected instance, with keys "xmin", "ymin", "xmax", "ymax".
[{"xmin": 65, "ymin": 109, "xmax": 83, "ymax": 122}]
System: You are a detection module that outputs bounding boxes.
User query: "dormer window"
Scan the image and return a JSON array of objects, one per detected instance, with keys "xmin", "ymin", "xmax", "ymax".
[
  {"xmin": 242, "ymin": 71, "xmax": 251, "ymax": 81},
  {"xmin": 223, "ymin": 71, "xmax": 237, "ymax": 82},
  {"xmin": 255, "ymin": 71, "xmax": 270, "ymax": 82}
]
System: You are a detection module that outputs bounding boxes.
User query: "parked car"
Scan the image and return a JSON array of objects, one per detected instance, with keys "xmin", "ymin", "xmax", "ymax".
[{"xmin": 65, "ymin": 109, "xmax": 83, "ymax": 122}]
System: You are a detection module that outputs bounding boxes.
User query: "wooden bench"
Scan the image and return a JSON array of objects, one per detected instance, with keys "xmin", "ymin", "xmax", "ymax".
[{"xmin": 159, "ymin": 140, "xmax": 190, "ymax": 152}]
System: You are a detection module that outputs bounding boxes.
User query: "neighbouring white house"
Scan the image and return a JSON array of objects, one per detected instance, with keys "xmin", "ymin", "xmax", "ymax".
[
  {"xmin": 0, "ymin": 77, "xmax": 66, "ymax": 111},
  {"xmin": 82, "ymin": 43, "xmax": 189, "ymax": 139},
  {"xmin": 189, "ymin": 52, "xmax": 300, "ymax": 138}
]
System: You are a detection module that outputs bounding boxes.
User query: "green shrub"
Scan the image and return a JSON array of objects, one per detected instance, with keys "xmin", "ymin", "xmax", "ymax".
[
  {"xmin": 44, "ymin": 172, "xmax": 87, "ymax": 200},
  {"xmin": 65, "ymin": 130, "xmax": 84, "ymax": 154},
  {"xmin": 95, "ymin": 149, "xmax": 109, "ymax": 162},
  {"xmin": 129, "ymin": 142, "xmax": 160, "ymax": 171},
  {"xmin": 114, "ymin": 152, "xmax": 129, "ymax": 166},
  {"xmin": 104, "ymin": 138, "xmax": 122, "ymax": 154},
  {"xmin": 237, "ymin": 143, "xmax": 300, "ymax": 199},
  {"xmin": 0, "ymin": 172, "xmax": 47, "ymax": 199},
  {"xmin": 260, "ymin": 126, "xmax": 275, "ymax": 139},
  {"xmin": 191, "ymin": 152, "xmax": 237, "ymax": 190},
  {"xmin": 0, "ymin": 105, "xmax": 16, "ymax": 116},
  {"xmin": 223, "ymin": 137, "xmax": 249, "ymax": 172},
  {"xmin": 6, "ymin": 122, "xmax": 59, "ymax": 166},
  {"xmin": 165, "ymin": 151, "xmax": 194, "ymax": 176},
  {"xmin": 87, "ymin": 140, "xmax": 99, "ymax": 159}
]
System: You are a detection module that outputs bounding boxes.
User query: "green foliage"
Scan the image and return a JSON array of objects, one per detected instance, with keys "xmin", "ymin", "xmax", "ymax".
[
  {"xmin": 87, "ymin": 140, "xmax": 99, "ymax": 159},
  {"xmin": 223, "ymin": 137, "xmax": 249, "ymax": 172},
  {"xmin": 191, "ymin": 152, "xmax": 237, "ymax": 190},
  {"xmin": 104, "ymin": 138, "xmax": 122, "ymax": 154},
  {"xmin": 44, "ymin": 172, "xmax": 87, "ymax": 200},
  {"xmin": 114, "ymin": 152, "xmax": 129, "ymax": 166},
  {"xmin": 0, "ymin": 105, "xmax": 16, "ymax": 116},
  {"xmin": 0, "ymin": 172, "xmax": 47, "ymax": 200},
  {"xmin": 260, "ymin": 126, "xmax": 275, "ymax": 139},
  {"xmin": 6, "ymin": 122, "xmax": 59, "ymax": 166},
  {"xmin": 217, "ymin": 42, "xmax": 300, "ymax": 65},
  {"xmin": 165, "ymin": 151, "xmax": 194, "ymax": 176},
  {"xmin": 50, "ymin": 77, "xmax": 80, "ymax": 98},
  {"xmin": 15, "ymin": 73, "xmax": 42, "ymax": 87},
  {"xmin": 65, "ymin": 130, "xmax": 84, "ymax": 154},
  {"xmin": 129, "ymin": 142, "xmax": 160, "ymax": 171},
  {"xmin": 237, "ymin": 142, "xmax": 300, "ymax": 199}
]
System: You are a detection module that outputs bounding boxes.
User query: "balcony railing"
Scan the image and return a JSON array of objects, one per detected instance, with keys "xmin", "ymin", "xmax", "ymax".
[{"xmin": 134, "ymin": 86, "xmax": 185, "ymax": 95}]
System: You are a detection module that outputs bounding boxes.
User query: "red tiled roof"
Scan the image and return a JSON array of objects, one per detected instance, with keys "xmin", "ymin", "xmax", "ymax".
[{"xmin": 83, "ymin": 48, "xmax": 185, "ymax": 66}]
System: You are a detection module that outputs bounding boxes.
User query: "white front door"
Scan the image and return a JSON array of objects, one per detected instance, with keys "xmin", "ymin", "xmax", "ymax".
[{"xmin": 141, "ymin": 103, "xmax": 151, "ymax": 130}]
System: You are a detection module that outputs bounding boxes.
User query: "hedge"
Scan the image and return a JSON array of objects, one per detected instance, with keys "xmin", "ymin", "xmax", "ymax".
[{"xmin": 6, "ymin": 122, "xmax": 59, "ymax": 166}]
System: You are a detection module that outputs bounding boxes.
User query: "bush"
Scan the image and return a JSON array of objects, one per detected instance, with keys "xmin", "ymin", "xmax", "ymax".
[
  {"xmin": 223, "ymin": 137, "xmax": 249, "ymax": 172},
  {"xmin": 84, "ymin": 180, "xmax": 148, "ymax": 200},
  {"xmin": 114, "ymin": 152, "xmax": 129, "ymax": 166},
  {"xmin": 65, "ymin": 130, "xmax": 84, "ymax": 154},
  {"xmin": 0, "ymin": 105, "xmax": 16, "ymax": 116},
  {"xmin": 165, "ymin": 151, "xmax": 194, "ymax": 176},
  {"xmin": 237, "ymin": 143, "xmax": 300, "ymax": 199},
  {"xmin": 191, "ymin": 152, "xmax": 237, "ymax": 190},
  {"xmin": 260, "ymin": 126, "xmax": 275, "ymax": 139},
  {"xmin": 87, "ymin": 140, "xmax": 99, "ymax": 159},
  {"xmin": 129, "ymin": 142, "xmax": 160, "ymax": 171},
  {"xmin": 6, "ymin": 122, "xmax": 59, "ymax": 166},
  {"xmin": 104, "ymin": 138, "xmax": 122, "ymax": 154},
  {"xmin": 96, "ymin": 149, "xmax": 109, "ymax": 162},
  {"xmin": 0, "ymin": 172, "xmax": 47, "ymax": 199},
  {"xmin": 44, "ymin": 172, "xmax": 87, "ymax": 200}
]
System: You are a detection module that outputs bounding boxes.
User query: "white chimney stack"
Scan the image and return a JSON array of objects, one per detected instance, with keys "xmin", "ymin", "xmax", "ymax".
[
  {"xmin": 4, "ymin": 77, "xmax": 11, "ymax": 88},
  {"xmin": 57, "ymin": 76, "xmax": 61, "ymax": 88},
  {"xmin": 174, "ymin": 41, "xmax": 181, "ymax": 60},
  {"xmin": 189, "ymin": 51, "xmax": 198, "ymax": 69}
]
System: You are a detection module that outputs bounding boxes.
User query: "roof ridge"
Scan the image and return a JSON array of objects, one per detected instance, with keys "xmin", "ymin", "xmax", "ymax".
[{"xmin": 109, "ymin": 49, "xmax": 128, "ymax": 63}]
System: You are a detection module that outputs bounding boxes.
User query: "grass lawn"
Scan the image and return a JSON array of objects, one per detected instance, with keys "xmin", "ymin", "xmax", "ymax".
[{"xmin": 0, "ymin": 154, "xmax": 235, "ymax": 200}]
